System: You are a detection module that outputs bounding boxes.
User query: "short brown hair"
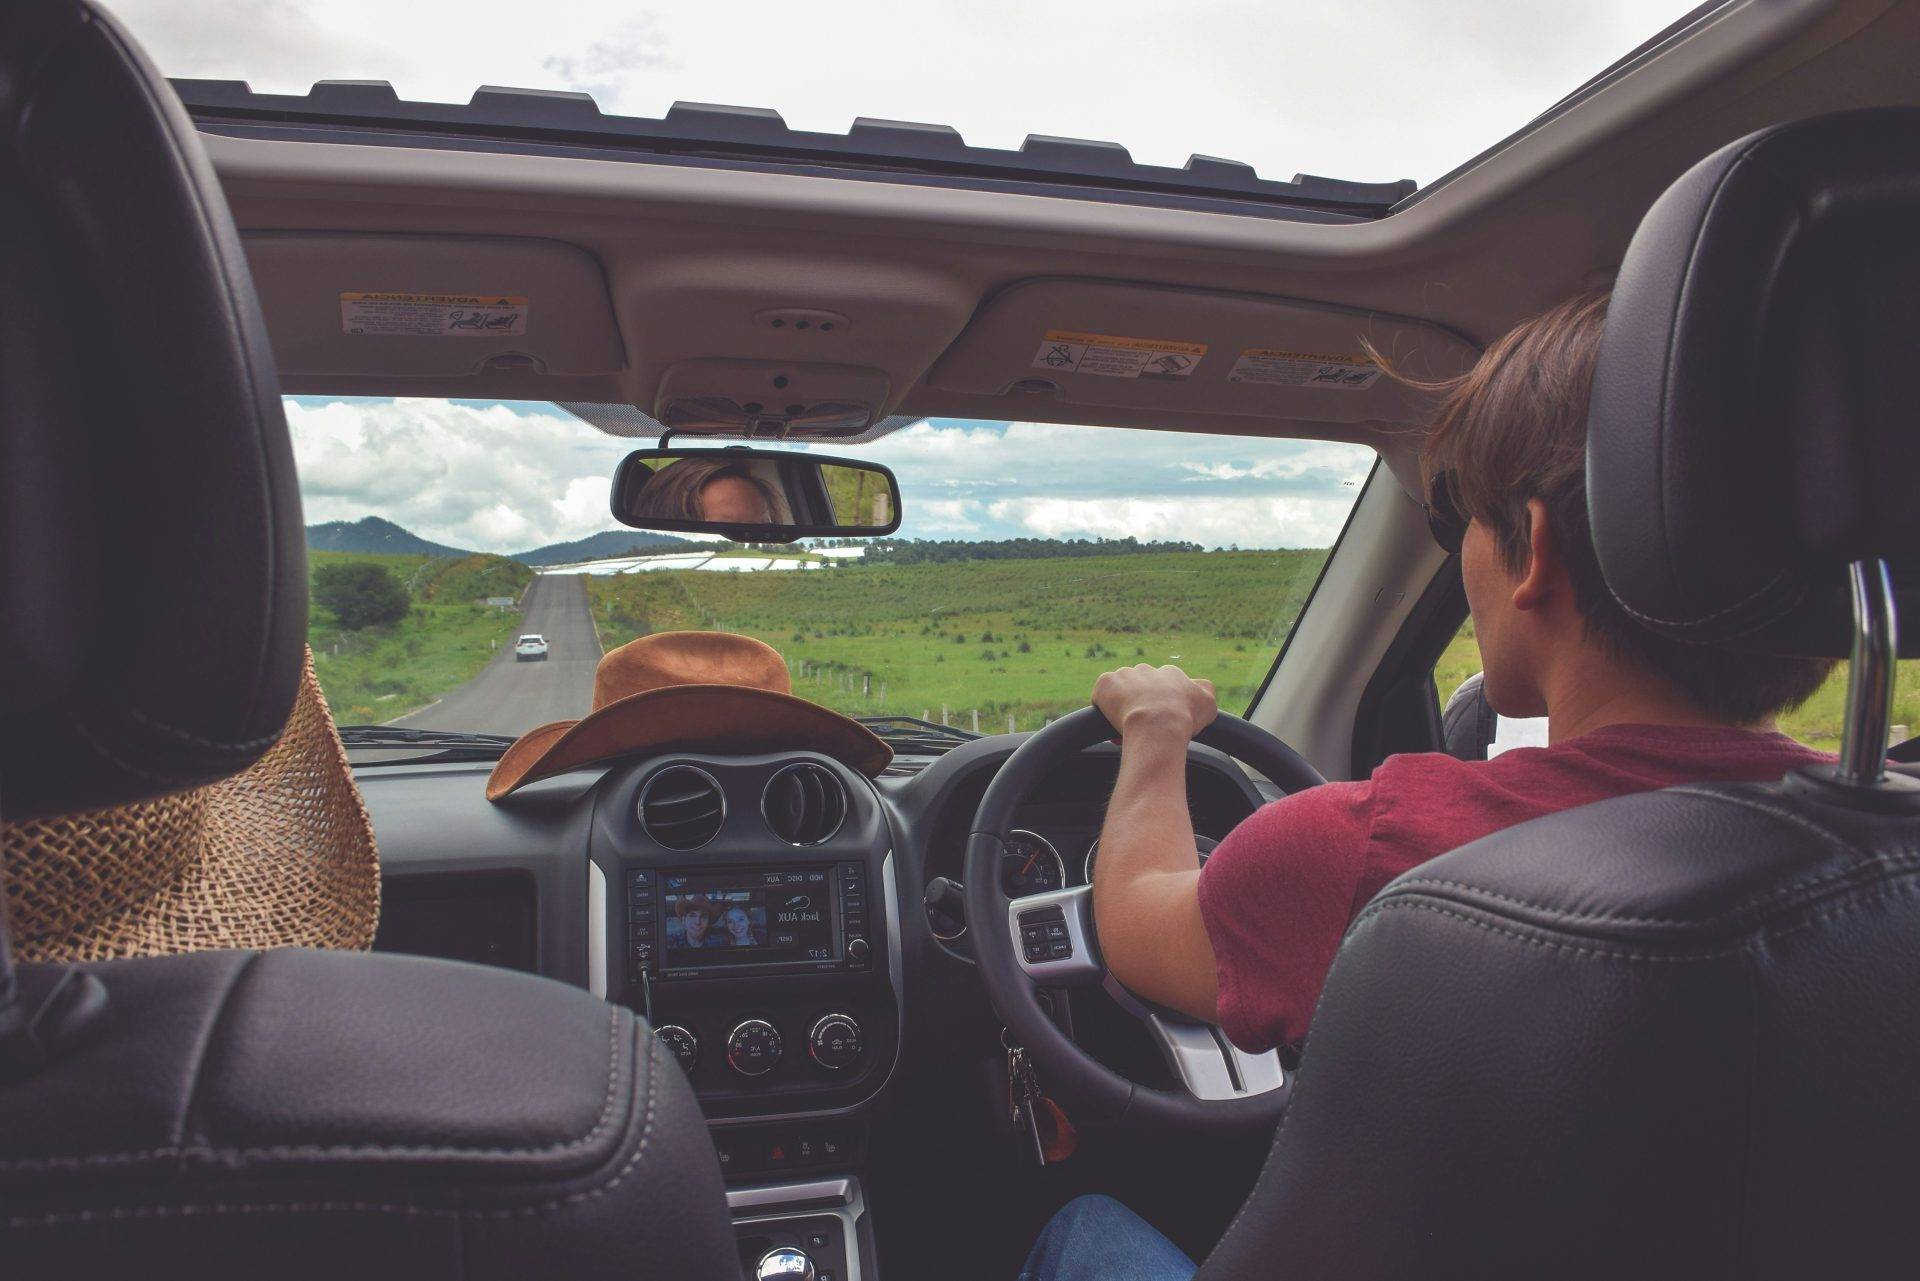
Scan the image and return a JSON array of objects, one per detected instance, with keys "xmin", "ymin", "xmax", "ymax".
[
  {"xmin": 1418, "ymin": 290, "xmax": 1834, "ymax": 725},
  {"xmin": 633, "ymin": 458, "xmax": 780, "ymax": 523}
]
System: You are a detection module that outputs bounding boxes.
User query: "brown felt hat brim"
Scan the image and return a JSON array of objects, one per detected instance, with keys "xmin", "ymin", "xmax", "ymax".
[{"xmin": 485, "ymin": 684, "xmax": 892, "ymax": 801}]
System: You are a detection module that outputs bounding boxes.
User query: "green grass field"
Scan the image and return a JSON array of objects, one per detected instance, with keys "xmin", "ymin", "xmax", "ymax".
[
  {"xmin": 586, "ymin": 549, "xmax": 1329, "ymax": 730},
  {"xmin": 1434, "ymin": 619, "xmax": 1919, "ymax": 753},
  {"xmin": 308, "ymin": 551, "xmax": 532, "ymax": 723}
]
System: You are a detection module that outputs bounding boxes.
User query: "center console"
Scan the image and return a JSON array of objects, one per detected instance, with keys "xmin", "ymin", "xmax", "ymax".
[{"xmin": 590, "ymin": 750, "xmax": 900, "ymax": 1209}]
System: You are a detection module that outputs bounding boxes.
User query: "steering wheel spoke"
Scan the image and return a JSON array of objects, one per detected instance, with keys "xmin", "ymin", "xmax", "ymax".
[
  {"xmin": 966, "ymin": 706, "xmax": 1323, "ymax": 1132},
  {"xmin": 1145, "ymin": 1013, "xmax": 1287, "ymax": 1102},
  {"xmin": 1008, "ymin": 883, "xmax": 1104, "ymax": 986}
]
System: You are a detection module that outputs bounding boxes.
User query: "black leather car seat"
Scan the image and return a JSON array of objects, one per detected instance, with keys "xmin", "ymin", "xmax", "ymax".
[
  {"xmin": 1440, "ymin": 670, "xmax": 1497, "ymax": 761},
  {"xmin": 1197, "ymin": 108, "xmax": 1920, "ymax": 1280},
  {"xmin": 0, "ymin": 3, "xmax": 738, "ymax": 1275}
]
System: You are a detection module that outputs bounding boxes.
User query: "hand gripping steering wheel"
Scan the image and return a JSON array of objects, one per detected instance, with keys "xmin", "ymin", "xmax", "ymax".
[{"xmin": 964, "ymin": 705, "xmax": 1327, "ymax": 1133}]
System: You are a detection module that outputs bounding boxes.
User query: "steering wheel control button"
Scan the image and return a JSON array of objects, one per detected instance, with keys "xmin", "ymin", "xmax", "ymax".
[
  {"xmin": 1019, "ymin": 905, "xmax": 1073, "ymax": 962},
  {"xmin": 808, "ymin": 1013, "xmax": 864, "ymax": 1071},
  {"xmin": 656, "ymin": 1024, "xmax": 699, "ymax": 1073},
  {"xmin": 726, "ymin": 1018, "xmax": 784, "ymax": 1077},
  {"xmin": 756, "ymin": 1247, "xmax": 816, "ymax": 1281}
]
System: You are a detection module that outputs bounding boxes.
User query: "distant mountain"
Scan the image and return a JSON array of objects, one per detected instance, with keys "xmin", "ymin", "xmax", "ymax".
[
  {"xmin": 511, "ymin": 529, "xmax": 705, "ymax": 566},
  {"xmin": 307, "ymin": 517, "xmax": 702, "ymax": 566},
  {"xmin": 306, "ymin": 516, "xmax": 473, "ymax": 559}
]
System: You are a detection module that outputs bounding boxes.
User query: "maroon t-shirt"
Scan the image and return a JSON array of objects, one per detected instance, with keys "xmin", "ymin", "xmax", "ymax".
[{"xmin": 1196, "ymin": 724, "xmax": 1832, "ymax": 1054}]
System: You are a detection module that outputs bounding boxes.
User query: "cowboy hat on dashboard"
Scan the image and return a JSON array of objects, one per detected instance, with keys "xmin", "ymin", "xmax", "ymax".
[{"xmin": 485, "ymin": 631, "xmax": 891, "ymax": 801}]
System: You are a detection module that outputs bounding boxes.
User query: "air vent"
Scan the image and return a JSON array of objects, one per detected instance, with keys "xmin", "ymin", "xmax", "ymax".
[
  {"xmin": 762, "ymin": 763, "xmax": 849, "ymax": 846},
  {"xmin": 637, "ymin": 765, "xmax": 725, "ymax": 850}
]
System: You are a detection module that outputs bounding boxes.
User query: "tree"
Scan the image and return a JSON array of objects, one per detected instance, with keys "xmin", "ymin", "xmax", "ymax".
[{"xmin": 314, "ymin": 562, "xmax": 410, "ymax": 630}]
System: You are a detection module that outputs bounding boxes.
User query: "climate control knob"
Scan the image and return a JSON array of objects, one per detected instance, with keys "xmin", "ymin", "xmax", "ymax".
[
  {"xmin": 656, "ymin": 1024, "xmax": 699, "ymax": 1074},
  {"xmin": 726, "ymin": 1018, "xmax": 783, "ymax": 1077},
  {"xmin": 808, "ymin": 1012, "xmax": 864, "ymax": 1071}
]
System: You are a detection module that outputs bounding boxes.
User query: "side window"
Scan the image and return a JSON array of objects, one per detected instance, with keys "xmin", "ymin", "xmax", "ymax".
[
  {"xmin": 1773, "ymin": 661, "xmax": 1903, "ymax": 754},
  {"xmin": 1433, "ymin": 618, "xmax": 1546, "ymax": 760}
]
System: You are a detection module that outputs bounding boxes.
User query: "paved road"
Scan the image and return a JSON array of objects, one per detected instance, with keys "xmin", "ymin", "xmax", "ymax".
[{"xmin": 392, "ymin": 573, "xmax": 602, "ymax": 736}]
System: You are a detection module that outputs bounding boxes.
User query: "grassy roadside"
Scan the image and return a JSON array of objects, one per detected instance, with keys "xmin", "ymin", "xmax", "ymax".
[
  {"xmin": 308, "ymin": 551, "xmax": 533, "ymax": 724},
  {"xmin": 1435, "ymin": 620, "xmax": 1920, "ymax": 753},
  {"xmin": 586, "ymin": 549, "xmax": 1328, "ymax": 729}
]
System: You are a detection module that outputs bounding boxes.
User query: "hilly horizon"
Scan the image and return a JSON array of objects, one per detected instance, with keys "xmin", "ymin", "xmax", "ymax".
[{"xmin": 305, "ymin": 515, "xmax": 702, "ymax": 565}]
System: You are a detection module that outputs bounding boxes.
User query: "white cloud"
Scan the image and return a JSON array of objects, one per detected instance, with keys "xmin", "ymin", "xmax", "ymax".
[
  {"xmin": 103, "ymin": 0, "xmax": 1701, "ymax": 187},
  {"xmin": 289, "ymin": 398, "xmax": 632, "ymax": 550},
  {"xmin": 285, "ymin": 399, "xmax": 1374, "ymax": 552}
]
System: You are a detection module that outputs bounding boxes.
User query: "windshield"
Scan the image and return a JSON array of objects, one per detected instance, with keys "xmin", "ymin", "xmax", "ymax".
[
  {"xmin": 295, "ymin": 399, "xmax": 1372, "ymax": 738},
  {"xmin": 113, "ymin": 0, "xmax": 1710, "ymax": 189}
]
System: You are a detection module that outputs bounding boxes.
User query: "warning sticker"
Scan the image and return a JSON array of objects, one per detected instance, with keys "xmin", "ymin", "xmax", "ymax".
[
  {"xmin": 1228, "ymin": 348, "xmax": 1379, "ymax": 390},
  {"xmin": 1031, "ymin": 329, "xmax": 1206, "ymax": 380},
  {"xmin": 339, "ymin": 292, "xmax": 529, "ymax": 337}
]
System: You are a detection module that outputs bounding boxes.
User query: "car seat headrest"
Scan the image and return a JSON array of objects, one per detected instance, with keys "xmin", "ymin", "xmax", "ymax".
[
  {"xmin": 0, "ymin": 0, "xmax": 306, "ymax": 822},
  {"xmin": 1587, "ymin": 107, "xmax": 1920, "ymax": 660}
]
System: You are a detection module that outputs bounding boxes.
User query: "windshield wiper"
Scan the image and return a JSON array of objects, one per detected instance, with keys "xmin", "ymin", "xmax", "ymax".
[
  {"xmin": 336, "ymin": 726, "xmax": 519, "ymax": 761},
  {"xmin": 856, "ymin": 716, "xmax": 981, "ymax": 755}
]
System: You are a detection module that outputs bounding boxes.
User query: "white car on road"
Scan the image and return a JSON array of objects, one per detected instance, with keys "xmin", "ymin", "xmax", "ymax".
[{"xmin": 514, "ymin": 634, "xmax": 548, "ymax": 662}]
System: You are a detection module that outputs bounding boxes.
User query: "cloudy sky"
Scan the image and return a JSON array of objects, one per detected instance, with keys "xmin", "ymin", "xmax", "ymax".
[
  {"xmin": 123, "ymin": 1, "xmax": 1697, "ymax": 552},
  {"xmin": 290, "ymin": 399, "xmax": 1376, "ymax": 552},
  {"xmin": 106, "ymin": 0, "xmax": 1701, "ymax": 188}
]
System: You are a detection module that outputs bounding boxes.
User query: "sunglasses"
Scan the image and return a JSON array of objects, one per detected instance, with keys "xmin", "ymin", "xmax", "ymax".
[{"xmin": 1425, "ymin": 470, "xmax": 1469, "ymax": 555}]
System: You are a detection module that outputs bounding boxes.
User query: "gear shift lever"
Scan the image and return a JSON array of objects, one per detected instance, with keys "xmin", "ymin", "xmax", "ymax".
[{"xmin": 756, "ymin": 1246, "xmax": 816, "ymax": 1281}]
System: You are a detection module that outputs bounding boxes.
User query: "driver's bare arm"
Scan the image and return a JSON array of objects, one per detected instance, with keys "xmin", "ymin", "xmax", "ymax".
[{"xmin": 1089, "ymin": 665, "xmax": 1223, "ymax": 1023}]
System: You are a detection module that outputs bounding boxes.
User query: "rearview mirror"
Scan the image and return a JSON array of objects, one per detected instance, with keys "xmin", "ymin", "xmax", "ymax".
[{"xmin": 610, "ymin": 447, "xmax": 902, "ymax": 544}]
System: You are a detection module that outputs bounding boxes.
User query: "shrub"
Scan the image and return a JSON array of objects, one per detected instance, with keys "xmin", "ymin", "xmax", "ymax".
[{"xmin": 314, "ymin": 562, "xmax": 409, "ymax": 631}]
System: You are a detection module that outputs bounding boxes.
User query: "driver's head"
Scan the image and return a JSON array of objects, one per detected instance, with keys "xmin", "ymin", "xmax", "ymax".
[
  {"xmin": 1419, "ymin": 290, "xmax": 1834, "ymax": 725},
  {"xmin": 698, "ymin": 472, "xmax": 775, "ymax": 525},
  {"xmin": 633, "ymin": 458, "xmax": 778, "ymax": 525}
]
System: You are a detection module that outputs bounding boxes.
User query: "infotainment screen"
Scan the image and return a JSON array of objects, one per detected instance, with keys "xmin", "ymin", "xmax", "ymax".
[{"xmin": 660, "ymin": 867, "xmax": 839, "ymax": 972}]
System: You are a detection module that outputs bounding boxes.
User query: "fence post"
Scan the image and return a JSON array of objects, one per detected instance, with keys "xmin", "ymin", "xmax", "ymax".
[
  {"xmin": 1007, "ymin": 712, "xmax": 1016, "ymax": 734},
  {"xmin": 940, "ymin": 704, "xmax": 949, "ymax": 726},
  {"xmin": 971, "ymin": 708, "xmax": 979, "ymax": 733}
]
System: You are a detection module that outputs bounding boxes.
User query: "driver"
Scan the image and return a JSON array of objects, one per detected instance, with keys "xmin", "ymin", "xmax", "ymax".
[
  {"xmin": 1022, "ymin": 291, "xmax": 1839, "ymax": 1280},
  {"xmin": 633, "ymin": 458, "xmax": 779, "ymax": 525}
]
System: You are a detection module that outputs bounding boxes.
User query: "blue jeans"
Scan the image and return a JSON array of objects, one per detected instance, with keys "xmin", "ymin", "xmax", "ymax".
[{"xmin": 1019, "ymin": 1194, "xmax": 1198, "ymax": 1281}]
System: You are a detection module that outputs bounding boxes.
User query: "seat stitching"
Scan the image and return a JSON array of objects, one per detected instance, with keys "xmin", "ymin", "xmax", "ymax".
[
  {"xmin": 0, "ymin": 1006, "xmax": 624, "ymax": 1171},
  {"xmin": 3, "ymin": 1026, "xmax": 663, "ymax": 1228},
  {"xmin": 126, "ymin": 706, "xmax": 284, "ymax": 753},
  {"xmin": 68, "ymin": 716, "xmax": 211, "ymax": 785},
  {"xmin": 1390, "ymin": 792, "xmax": 1900, "ymax": 928},
  {"xmin": 1352, "ymin": 879, "xmax": 1920, "ymax": 961}
]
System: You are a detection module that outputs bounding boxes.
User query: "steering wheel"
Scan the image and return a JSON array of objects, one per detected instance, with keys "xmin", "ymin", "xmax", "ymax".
[{"xmin": 965, "ymin": 706, "xmax": 1327, "ymax": 1133}]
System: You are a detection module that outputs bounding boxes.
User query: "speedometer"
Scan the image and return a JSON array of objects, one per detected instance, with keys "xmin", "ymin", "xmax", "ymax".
[{"xmin": 1000, "ymin": 829, "xmax": 1065, "ymax": 898}]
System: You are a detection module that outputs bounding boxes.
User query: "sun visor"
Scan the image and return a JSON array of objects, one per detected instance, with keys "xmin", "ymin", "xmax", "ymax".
[
  {"xmin": 926, "ymin": 278, "xmax": 1476, "ymax": 426},
  {"xmin": 242, "ymin": 233, "xmax": 625, "ymax": 378}
]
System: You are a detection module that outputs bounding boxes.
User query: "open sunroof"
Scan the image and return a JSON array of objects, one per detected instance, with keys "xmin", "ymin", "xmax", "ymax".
[{"xmin": 170, "ymin": 79, "xmax": 1417, "ymax": 225}]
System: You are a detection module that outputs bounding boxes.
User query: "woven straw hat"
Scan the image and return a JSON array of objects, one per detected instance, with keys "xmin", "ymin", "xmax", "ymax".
[
  {"xmin": 487, "ymin": 631, "xmax": 891, "ymax": 801},
  {"xmin": 2, "ymin": 648, "xmax": 380, "ymax": 963}
]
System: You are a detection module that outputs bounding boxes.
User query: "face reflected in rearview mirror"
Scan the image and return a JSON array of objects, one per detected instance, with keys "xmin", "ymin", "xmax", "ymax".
[{"xmin": 610, "ymin": 447, "xmax": 902, "ymax": 544}]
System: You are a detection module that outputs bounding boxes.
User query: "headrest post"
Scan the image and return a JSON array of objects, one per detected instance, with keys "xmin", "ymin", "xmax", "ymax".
[
  {"xmin": 0, "ymin": 862, "xmax": 110, "ymax": 1082},
  {"xmin": 1837, "ymin": 559, "xmax": 1899, "ymax": 788}
]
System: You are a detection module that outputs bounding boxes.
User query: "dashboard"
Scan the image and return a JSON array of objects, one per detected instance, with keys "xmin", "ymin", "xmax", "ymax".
[{"xmin": 358, "ymin": 732, "xmax": 1264, "ymax": 1186}]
